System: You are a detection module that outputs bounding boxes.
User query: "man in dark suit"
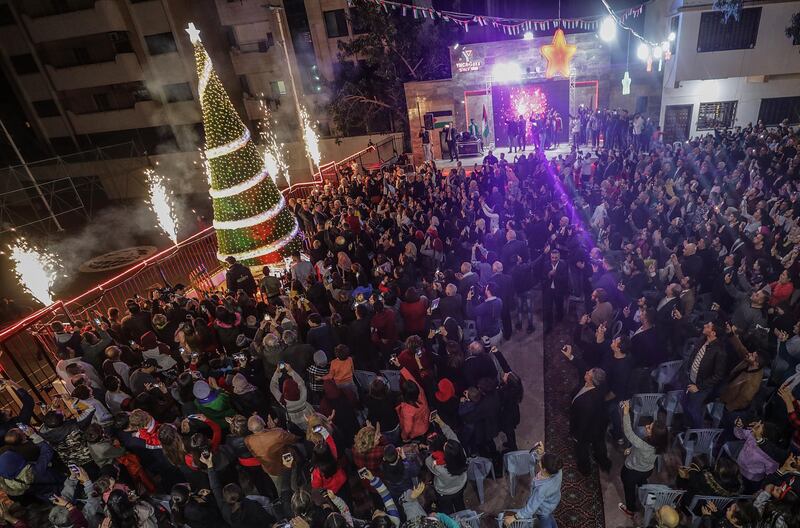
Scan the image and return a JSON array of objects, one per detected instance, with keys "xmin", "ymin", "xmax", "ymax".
[
  {"xmin": 490, "ymin": 261, "xmax": 515, "ymax": 340},
  {"xmin": 654, "ymin": 283, "xmax": 682, "ymax": 355},
  {"xmin": 682, "ymin": 320, "xmax": 727, "ymax": 428},
  {"xmin": 500, "ymin": 229, "xmax": 528, "ymax": 273},
  {"xmin": 446, "ymin": 125, "xmax": 459, "ymax": 161},
  {"xmin": 456, "ymin": 262, "xmax": 480, "ymax": 299},
  {"xmin": 540, "ymin": 248, "xmax": 569, "ymax": 334},
  {"xmin": 431, "ymin": 283, "xmax": 464, "ymax": 323},
  {"xmin": 562, "ymin": 346, "xmax": 611, "ymax": 475}
]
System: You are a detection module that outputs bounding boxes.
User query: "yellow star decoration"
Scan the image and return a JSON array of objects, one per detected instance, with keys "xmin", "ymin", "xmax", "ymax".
[{"xmin": 540, "ymin": 29, "xmax": 577, "ymax": 78}]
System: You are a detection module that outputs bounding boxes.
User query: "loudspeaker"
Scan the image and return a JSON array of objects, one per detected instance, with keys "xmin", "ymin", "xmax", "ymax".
[{"xmin": 423, "ymin": 113, "xmax": 434, "ymax": 130}]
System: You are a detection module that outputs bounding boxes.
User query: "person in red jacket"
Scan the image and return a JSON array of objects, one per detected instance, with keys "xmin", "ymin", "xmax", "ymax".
[
  {"xmin": 395, "ymin": 367, "xmax": 430, "ymax": 442},
  {"xmin": 399, "ymin": 288, "xmax": 428, "ymax": 337},
  {"xmin": 310, "ymin": 428, "xmax": 349, "ymax": 501}
]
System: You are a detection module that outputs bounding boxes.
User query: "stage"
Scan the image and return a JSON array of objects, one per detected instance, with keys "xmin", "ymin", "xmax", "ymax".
[{"xmin": 429, "ymin": 143, "xmax": 575, "ymax": 171}]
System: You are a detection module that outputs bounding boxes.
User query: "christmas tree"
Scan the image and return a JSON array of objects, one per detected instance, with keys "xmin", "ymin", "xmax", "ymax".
[{"xmin": 187, "ymin": 23, "xmax": 301, "ymax": 265}]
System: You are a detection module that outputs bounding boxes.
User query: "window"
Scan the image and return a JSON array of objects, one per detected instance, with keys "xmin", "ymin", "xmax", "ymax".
[
  {"xmin": 0, "ymin": 4, "xmax": 14, "ymax": 26},
  {"xmin": 93, "ymin": 93, "xmax": 110, "ymax": 112},
  {"xmin": 144, "ymin": 32, "xmax": 177, "ymax": 55},
  {"xmin": 758, "ymin": 97, "xmax": 800, "ymax": 126},
  {"xmin": 73, "ymin": 47, "xmax": 90, "ymax": 64},
  {"xmin": 239, "ymin": 75, "xmax": 251, "ymax": 94},
  {"xmin": 109, "ymin": 31, "xmax": 133, "ymax": 54},
  {"xmin": 258, "ymin": 34, "xmax": 275, "ymax": 52},
  {"xmin": 349, "ymin": 9, "xmax": 368, "ymax": 35},
  {"xmin": 696, "ymin": 101, "xmax": 737, "ymax": 130},
  {"xmin": 270, "ymin": 80, "xmax": 287, "ymax": 96},
  {"xmin": 324, "ymin": 9, "xmax": 348, "ymax": 38},
  {"xmin": 131, "ymin": 81, "xmax": 151, "ymax": 102},
  {"xmin": 10, "ymin": 54, "xmax": 38, "ymax": 74},
  {"xmin": 33, "ymin": 99, "xmax": 60, "ymax": 117},
  {"xmin": 697, "ymin": 7, "xmax": 760, "ymax": 52},
  {"xmin": 163, "ymin": 82, "xmax": 193, "ymax": 102}
]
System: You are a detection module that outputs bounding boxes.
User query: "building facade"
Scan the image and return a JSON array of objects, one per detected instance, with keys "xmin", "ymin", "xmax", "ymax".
[
  {"xmin": 0, "ymin": 0, "xmax": 374, "ymax": 224},
  {"xmin": 659, "ymin": 0, "xmax": 800, "ymax": 142}
]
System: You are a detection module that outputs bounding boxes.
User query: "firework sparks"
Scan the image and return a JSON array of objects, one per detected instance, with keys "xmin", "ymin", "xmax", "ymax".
[
  {"xmin": 299, "ymin": 105, "xmax": 321, "ymax": 167},
  {"xmin": 257, "ymin": 100, "xmax": 290, "ymax": 185},
  {"xmin": 145, "ymin": 169, "xmax": 179, "ymax": 244},
  {"xmin": 8, "ymin": 238, "xmax": 62, "ymax": 305}
]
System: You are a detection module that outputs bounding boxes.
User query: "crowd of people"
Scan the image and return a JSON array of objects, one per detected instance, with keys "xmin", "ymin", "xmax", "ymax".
[{"xmin": 0, "ymin": 111, "xmax": 798, "ymax": 528}]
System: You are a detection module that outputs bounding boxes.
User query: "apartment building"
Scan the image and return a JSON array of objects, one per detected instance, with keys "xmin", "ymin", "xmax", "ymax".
[
  {"xmin": 0, "ymin": 0, "xmax": 378, "ymax": 217},
  {"xmin": 659, "ymin": 0, "xmax": 800, "ymax": 142}
]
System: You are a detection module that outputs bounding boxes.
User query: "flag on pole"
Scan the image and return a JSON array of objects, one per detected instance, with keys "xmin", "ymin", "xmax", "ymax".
[{"xmin": 481, "ymin": 104, "xmax": 490, "ymax": 138}]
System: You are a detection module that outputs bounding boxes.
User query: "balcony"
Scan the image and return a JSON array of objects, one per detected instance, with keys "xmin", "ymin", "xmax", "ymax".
[
  {"xmin": 22, "ymin": 0, "xmax": 126, "ymax": 43},
  {"xmin": 17, "ymin": 73, "xmax": 52, "ymax": 101},
  {"xmin": 67, "ymin": 100, "xmax": 200, "ymax": 134},
  {"xmin": 45, "ymin": 53, "xmax": 143, "ymax": 91},
  {"xmin": 230, "ymin": 47, "xmax": 281, "ymax": 76},
  {"xmin": 147, "ymin": 52, "xmax": 188, "ymax": 85},
  {"xmin": 214, "ymin": 0, "xmax": 270, "ymax": 27},
  {"xmin": 38, "ymin": 116, "xmax": 72, "ymax": 138}
]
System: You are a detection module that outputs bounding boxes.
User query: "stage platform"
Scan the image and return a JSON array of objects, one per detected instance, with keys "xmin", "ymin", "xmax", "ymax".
[{"xmin": 430, "ymin": 144, "xmax": 575, "ymax": 172}]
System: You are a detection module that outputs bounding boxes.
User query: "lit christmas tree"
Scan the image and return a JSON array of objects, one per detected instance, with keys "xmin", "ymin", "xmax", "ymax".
[{"xmin": 187, "ymin": 23, "xmax": 301, "ymax": 265}]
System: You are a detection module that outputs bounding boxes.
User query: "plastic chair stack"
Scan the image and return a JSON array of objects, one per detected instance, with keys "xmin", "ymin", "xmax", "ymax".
[
  {"xmin": 651, "ymin": 360, "xmax": 684, "ymax": 392},
  {"xmin": 661, "ymin": 390, "xmax": 684, "ymax": 429},
  {"xmin": 632, "ymin": 393, "xmax": 664, "ymax": 427},
  {"xmin": 452, "ymin": 510, "xmax": 482, "ymax": 528}
]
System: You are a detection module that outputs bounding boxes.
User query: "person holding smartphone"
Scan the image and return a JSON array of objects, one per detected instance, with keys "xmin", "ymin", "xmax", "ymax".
[{"xmin": 502, "ymin": 442, "xmax": 563, "ymax": 528}]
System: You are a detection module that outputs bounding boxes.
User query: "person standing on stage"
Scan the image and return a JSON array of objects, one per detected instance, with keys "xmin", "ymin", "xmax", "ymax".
[
  {"xmin": 517, "ymin": 114, "xmax": 527, "ymax": 151},
  {"xmin": 446, "ymin": 124, "xmax": 459, "ymax": 162},
  {"xmin": 419, "ymin": 128, "xmax": 432, "ymax": 161},
  {"xmin": 505, "ymin": 118, "xmax": 518, "ymax": 153}
]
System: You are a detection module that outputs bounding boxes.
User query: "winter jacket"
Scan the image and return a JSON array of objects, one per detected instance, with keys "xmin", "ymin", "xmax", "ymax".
[
  {"xmin": 195, "ymin": 391, "xmax": 235, "ymax": 430},
  {"xmin": 396, "ymin": 368, "xmax": 430, "ymax": 441},
  {"xmin": 243, "ymin": 428, "xmax": 299, "ymax": 475},
  {"xmin": 517, "ymin": 453, "xmax": 562, "ymax": 519},
  {"xmin": 0, "ymin": 442, "xmax": 61, "ymax": 499},
  {"xmin": 140, "ymin": 331, "xmax": 178, "ymax": 372},
  {"xmin": 38, "ymin": 410, "xmax": 95, "ymax": 466},
  {"xmin": 424, "ymin": 421, "xmax": 466, "ymax": 496},
  {"xmin": 734, "ymin": 427, "xmax": 781, "ymax": 482}
]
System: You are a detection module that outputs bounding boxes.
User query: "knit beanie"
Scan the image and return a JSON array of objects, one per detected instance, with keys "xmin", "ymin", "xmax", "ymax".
[
  {"xmin": 192, "ymin": 380, "xmax": 211, "ymax": 400},
  {"xmin": 313, "ymin": 350, "xmax": 328, "ymax": 367},
  {"xmin": 435, "ymin": 378, "xmax": 456, "ymax": 402},
  {"xmin": 282, "ymin": 378, "xmax": 300, "ymax": 402}
]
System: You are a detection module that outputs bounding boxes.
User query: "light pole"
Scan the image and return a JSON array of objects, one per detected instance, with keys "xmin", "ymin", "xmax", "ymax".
[{"xmin": 264, "ymin": 4, "xmax": 318, "ymax": 181}]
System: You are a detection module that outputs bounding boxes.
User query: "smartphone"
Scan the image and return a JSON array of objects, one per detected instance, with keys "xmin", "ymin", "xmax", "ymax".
[
  {"xmin": 279, "ymin": 362, "xmax": 286, "ymax": 370},
  {"xmin": 429, "ymin": 410, "xmax": 438, "ymax": 421},
  {"xmin": 191, "ymin": 352, "xmax": 199, "ymax": 359},
  {"xmin": 201, "ymin": 450, "xmax": 211, "ymax": 459},
  {"xmin": 179, "ymin": 347, "xmax": 186, "ymax": 354},
  {"xmin": 129, "ymin": 340, "xmax": 136, "ymax": 346},
  {"xmin": 415, "ymin": 349, "xmax": 423, "ymax": 358},
  {"xmin": 93, "ymin": 318, "xmax": 101, "ymax": 325},
  {"xmin": 282, "ymin": 452, "xmax": 293, "ymax": 464},
  {"xmin": 16, "ymin": 423, "xmax": 30, "ymax": 434},
  {"xmin": 264, "ymin": 313, "xmax": 270, "ymax": 321},
  {"xmin": 312, "ymin": 425, "xmax": 323, "ymax": 434},
  {"xmin": 357, "ymin": 467, "xmax": 370, "ymax": 479},
  {"xmin": 390, "ymin": 354, "xmax": 398, "ymax": 363},
  {"xmin": 430, "ymin": 298, "xmax": 440, "ymax": 311},
  {"xmin": 68, "ymin": 463, "xmax": 80, "ymax": 474}
]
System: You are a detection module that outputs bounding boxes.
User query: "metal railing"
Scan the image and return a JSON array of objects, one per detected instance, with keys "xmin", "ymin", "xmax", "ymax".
[{"xmin": 0, "ymin": 137, "xmax": 400, "ymax": 406}]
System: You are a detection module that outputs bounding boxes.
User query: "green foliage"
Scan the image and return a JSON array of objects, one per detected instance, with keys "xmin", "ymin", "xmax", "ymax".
[{"xmin": 329, "ymin": 0, "xmax": 453, "ymax": 136}]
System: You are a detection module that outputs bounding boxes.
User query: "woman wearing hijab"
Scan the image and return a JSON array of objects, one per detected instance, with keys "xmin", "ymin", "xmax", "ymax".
[{"xmin": 230, "ymin": 373, "xmax": 269, "ymax": 417}]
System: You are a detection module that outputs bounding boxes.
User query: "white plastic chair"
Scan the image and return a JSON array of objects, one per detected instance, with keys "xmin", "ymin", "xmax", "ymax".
[
  {"xmin": 637, "ymin": 484, "xmax": 685, "ymax": 526},
  {"xmin": 467, "ymin": 456, "xmax": 496, "ymax": 505},
  {"xmin": 452, "ymin": 510, "xmax": 482, "ymax": 528},
  {"xmin": 660, "ymin": 390, "xmax": 684, "ymax": 429},
  {"xmin": 463, "ymin": 320, "xmax": 478, "ymax": 343},
  {"xmin": 676, "ymin": 428, "xmax": 723, "ymax": 466},
  {"xmin": 354, "ymin": 370, "xmax": 377, "ymax": 393},
  {"xmin": 632, "ymin": 392, "xmax": 664, "ymax": 427},
  {"xmin": 705, "ymin": 401, "xmax": 725, "ymax": 428},
  {"xmin": 503, "ymin": 450, "xmax": 534, "ymax": 497},
  {"xmin": 686, "ymin": 495, "xmax": 738, "ymax": 528},
  {"xmin": 379, "ymin": 369, "xmax": 402, "ymax": 392},
  {"xmin": 494, "ymin": 512, "xmax": 534, "ymax": 528},
  {"xmin": 651, "ymin": 360, "xmax": 684, "ymax": 392}
]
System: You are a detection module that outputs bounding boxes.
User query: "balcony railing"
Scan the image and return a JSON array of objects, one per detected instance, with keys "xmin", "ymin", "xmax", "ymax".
[{"xmin": 21, "ymin": 0, "xmax": 127, "ymax": 43}]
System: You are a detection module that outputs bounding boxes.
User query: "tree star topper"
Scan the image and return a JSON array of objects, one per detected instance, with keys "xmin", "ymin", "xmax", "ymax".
[
  {"xmin": 186, "ymin": 22, "xmax": 202, "ymax": 44},
  {"xmin": 540, "ymin": 29, "xmax": 577, "ymax": 79}
]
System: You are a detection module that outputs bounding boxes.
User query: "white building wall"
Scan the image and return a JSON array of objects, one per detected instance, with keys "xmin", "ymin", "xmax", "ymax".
[{"xmin": 660, "ymin": 74, "xmax": 800, "ymax": 138}]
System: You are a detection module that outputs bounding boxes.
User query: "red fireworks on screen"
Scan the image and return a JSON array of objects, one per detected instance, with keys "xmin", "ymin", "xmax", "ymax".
[{"xmin": 509, "ymin": 86, "xmax": 548, "ymax": 119}]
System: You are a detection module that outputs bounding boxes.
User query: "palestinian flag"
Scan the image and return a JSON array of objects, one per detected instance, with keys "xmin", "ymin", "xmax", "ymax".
[{"xmin": 481, "ymin": 104, "xmax": 490, "ymax": 138}]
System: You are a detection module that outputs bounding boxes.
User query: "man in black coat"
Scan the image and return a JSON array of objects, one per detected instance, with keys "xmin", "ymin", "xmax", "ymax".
[
  {"xmin": 490, "ymin": 261, "xmax": 515, "ymax": 340},
  {"xmin": 539, "ymin": 248, "xmax": 569, "ymax": 334},
  {"xmin": 431, "ymin": 283, "xmax": 464, "ymax": 323},
  {"xmin": 225, "ymin": 256, "xmax": 257, "ymax": 296},
  {"xmin": 562, "ymin": 352, "xmax": 611, "ymax": 475},
  {"xmin": 456, "ymin": 262, "xmax": 481, "ymax": 299},
  {"xmin": 682, "ymin": 320, "xmax": 727, "ymax": 428}
]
